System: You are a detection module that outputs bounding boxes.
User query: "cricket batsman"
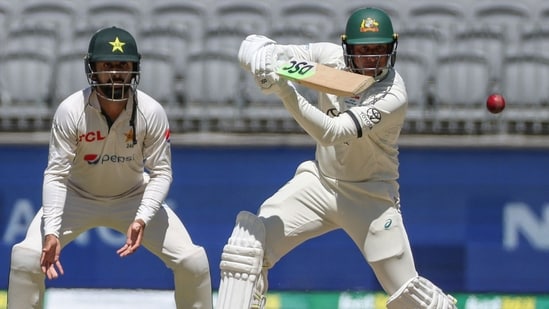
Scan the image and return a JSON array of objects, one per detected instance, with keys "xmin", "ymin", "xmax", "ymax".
[{"xmin": 216, "ymin": 7, "xmax": 457, "ymax": 309}]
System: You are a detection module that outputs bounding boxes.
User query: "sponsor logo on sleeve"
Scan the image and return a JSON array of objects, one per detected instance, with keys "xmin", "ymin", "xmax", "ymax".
[{"xmin": 358, "ymin": 107, "xmax": 381, "ymax": 128}]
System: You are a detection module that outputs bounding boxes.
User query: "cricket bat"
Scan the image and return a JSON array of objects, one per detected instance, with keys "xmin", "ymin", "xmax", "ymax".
[{"xmin": 276, "ymin": 60, "xmax": 375, "ymax": 97}]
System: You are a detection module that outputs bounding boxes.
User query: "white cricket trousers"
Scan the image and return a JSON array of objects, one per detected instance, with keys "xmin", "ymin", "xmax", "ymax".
[
  {"xmin": 7, "ymin": 190, "xmax": 212, "ymax": 309},
  {"xmin": 258, "ymin": 160, "xmax": 418, "ymax": 295}
]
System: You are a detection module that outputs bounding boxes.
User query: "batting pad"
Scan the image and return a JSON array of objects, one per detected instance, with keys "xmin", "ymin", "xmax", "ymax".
[
  {"xmin": 216, "ymin": 211, "xmax": 266, "ymax": 309},
  {"xmin": 386, "ymin": 276, "xmax": 457, "ymax": 309}
]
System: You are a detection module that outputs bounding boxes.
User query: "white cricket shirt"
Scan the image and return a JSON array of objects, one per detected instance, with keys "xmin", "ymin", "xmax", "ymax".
[
  {"xmin": 276, "ymin": 42, "xmax": 408, "ymax": 182},
  {"xmin": 42, "ymin": 87, "xmax": 172, "ymax": 237}
]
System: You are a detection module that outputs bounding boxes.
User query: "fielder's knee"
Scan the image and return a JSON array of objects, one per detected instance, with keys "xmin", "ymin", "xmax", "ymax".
[
  {"xmin": 173, "ymin": 246, "xmax": 210, "ymax": 277},
  {"xmin": 8, "ymin": 244, "xmax": 46, "ymax": 309},
  {"xmin": 386, "ymin": 276, "xmax": 457, "ymax": 309},
  {"xmin": 10, "ymin": 243, "xmax": 42, "ymax": 274},
  {"xmin": 171, "ymin": 246, "xmax": 212, "ymax": 309}
]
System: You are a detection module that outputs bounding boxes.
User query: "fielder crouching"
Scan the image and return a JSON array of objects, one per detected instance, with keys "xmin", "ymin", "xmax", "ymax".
[{"xmin": 7, "ymin": 27, "xmax": 212, "ymax": 309}]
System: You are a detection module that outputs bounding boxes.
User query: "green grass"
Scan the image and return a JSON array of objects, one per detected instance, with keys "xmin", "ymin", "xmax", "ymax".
[{"xmin": 0, "ymin": 290, "xmax": 6, "ymax": 309}]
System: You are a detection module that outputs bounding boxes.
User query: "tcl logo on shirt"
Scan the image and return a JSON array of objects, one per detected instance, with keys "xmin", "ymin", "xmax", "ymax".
[{"xmin": 79, "ymin": 130, "xmax": 106, "ymax": 143}]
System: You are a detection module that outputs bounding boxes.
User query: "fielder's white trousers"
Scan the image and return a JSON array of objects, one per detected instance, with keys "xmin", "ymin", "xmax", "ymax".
[{"xmin": 7, "ymin": 190, "xmax": 212, "ymax": 309}]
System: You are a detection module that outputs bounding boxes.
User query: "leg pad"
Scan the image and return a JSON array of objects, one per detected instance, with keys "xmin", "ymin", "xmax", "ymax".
[
  {"xmin": 216, "ymin": 211, "xmax": 266, "ymax": 309},
  {"xmin": 386, "ymin": 276, "xmax": 457, "ymax": 309}
]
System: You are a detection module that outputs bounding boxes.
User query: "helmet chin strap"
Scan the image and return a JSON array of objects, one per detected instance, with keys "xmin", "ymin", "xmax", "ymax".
[{"xmin": 373, "ymin": 68, "xmax": 389, "ymax": 81}]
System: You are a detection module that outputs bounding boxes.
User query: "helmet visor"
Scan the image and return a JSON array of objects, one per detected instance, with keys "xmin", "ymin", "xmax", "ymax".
[
  {"xmin": 87, "ymin": 61, "xmax": 140, "ymax": 101},
  {"xmin": 344, "ymin": 44, "xmax": 395, "ymax": 77}
]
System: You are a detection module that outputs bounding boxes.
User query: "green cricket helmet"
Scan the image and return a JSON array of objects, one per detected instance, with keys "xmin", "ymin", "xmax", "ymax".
[
  {"xmin": 341, "ymin": 7, "xmax": 398, "ymax": 78},
  {"xmin": 85, "ymin": 26, "xmax": 141, "ymax": 101}
]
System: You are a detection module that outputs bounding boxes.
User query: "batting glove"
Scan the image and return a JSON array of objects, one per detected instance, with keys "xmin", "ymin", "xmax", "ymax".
[
  {"xmin": 238, "ymin": 34, "xmax": 277, "ymax": 72},
  {"xmin": 255, "ymin": 72, "xmax": 294, "ymax": 95}
]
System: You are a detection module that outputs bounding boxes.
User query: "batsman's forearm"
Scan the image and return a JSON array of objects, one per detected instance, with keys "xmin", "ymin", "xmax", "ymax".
[{"xmin": 279, "ymin": 89, "xmax": 358, "ymax": 146}]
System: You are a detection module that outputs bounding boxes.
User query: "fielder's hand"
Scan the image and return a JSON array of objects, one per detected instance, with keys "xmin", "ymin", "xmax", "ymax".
[
  {"xmin": 40, "ymin": 234, "xmax": 64, "ymax": 280},
  {"xmin": 117, "ymin": 219, "xmax": 146, "ymax": 257}
]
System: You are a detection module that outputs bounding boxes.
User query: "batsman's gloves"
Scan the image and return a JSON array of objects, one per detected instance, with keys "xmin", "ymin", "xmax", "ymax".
[
  {"xmin": 255, "ymin": 71, "xmax": 292, "ymax": 95},
  {"xmin": 238, "ymin": 34, "xmax": 277, "ymax": 72},
  {"xmin": 239, "ymin": 34, "xmax": 292, "ymax": 95}
]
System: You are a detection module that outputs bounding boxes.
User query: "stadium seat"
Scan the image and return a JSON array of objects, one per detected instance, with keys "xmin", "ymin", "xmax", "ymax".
[
  {"xmin": 396, "ymin": 50, "xmax": 435, "ymax": 133},
  {"xmin": 139, "ymin": 48, "xmax": 181, "ymax": 108},
  {"xmin": 205, "ymin": 1, "xmax": 272, "ymax": 64},
  {"xmin": 275, "ymin": 2, "xmax": 338, "ymax": 42},
  {"xmin": 520, "ymin": 24, "xmax": 549, "ymax": 54},
  {"xmin": 407, "ymin": 1, "xmax": 466, "ymax": 33},
  {"xmin": 397, "ymin": 24, "xmax": 446, "ymax": 57},
  {"xmin": 204, "ymin": 26, "xmax": 249, "ymax": 59},
  {"xmin": 184, "ymin": 51, "xmax": 241, "ymax": 105},
  {"xmin": 472, "ymin": 1, "xmax": 531, "ymax": 43},
  {"xmin": 4, "ymin": 24, "xmax": 60, "ymax": 61},
  {"xmin": 79, "ymin": 1, "xmax": 142, "ymax": 36},
  {"xmin": 51, "ymin": 49, "xmax": 88, "ymax": 106},
  {"xmin": 397, "ymin": 24, "xmax": 445, "ymax": 131},
  {"xmin": 269, "ymin": 24, "xmax": 321, "ymax": 45},
  {"xmin": 0, "ymin": 2, "xmax": 14, "ymax": 49},
  {"xmin": 68, "ymin": 25, "xmax": 104, "ymax": 57},
  {"xmin": 211, "ymin": 1, "xmax": 272, "ymax": 35},
  {"xmin": 17, "ymin": 0, "xmax": 76, "ymax": 39},
  {"xmin": 182, "ymin": 51, "xmax": 242, "ymax": 132},
  {"xmin": 431, "ymin": 50, "xmax": 494, "ymax": 134},
  {"xmin": 500, "ymin": 51, "xmax": 549, "ymax": 134},
  {"xmin": 538, "ymin": 2, "xmax": 549, "ymax": 25},
  {"xmin": 0, "ymin": 1, "xmax": 11, "ymax": 26},
  {"xmin": 452, "ymin": 24, "xmax": 507, "ymax": 83},
  {"xmin": 473, "ymin": 1, "xmax": 531, "ymax": 22},
  {"xmin": 147, "ymin": 1, "xmax": 207, "ymax": 51},
  {"xmin": 139, "ymin": 24, "xmax": 194, "ymax": 73},
  {"xmin": 0, "ymin": 50, "xmax": 53, "ymax": 130}
]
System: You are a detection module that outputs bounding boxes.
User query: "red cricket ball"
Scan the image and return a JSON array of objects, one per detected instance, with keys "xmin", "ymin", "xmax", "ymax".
[{"xmin": 486, "ymin": 93, "xmax": 505, "ymax": 114}]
